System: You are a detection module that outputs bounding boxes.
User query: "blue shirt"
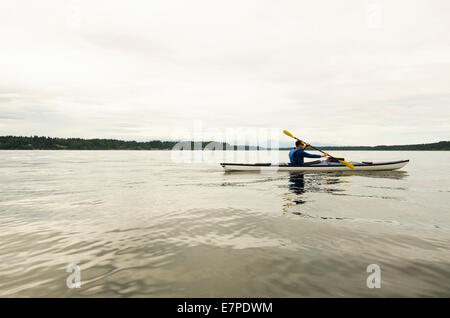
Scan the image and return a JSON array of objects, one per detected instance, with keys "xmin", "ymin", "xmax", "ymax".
[{"xmin": 289, "ymin": 148, "xmax": 321, "ymax": 165}]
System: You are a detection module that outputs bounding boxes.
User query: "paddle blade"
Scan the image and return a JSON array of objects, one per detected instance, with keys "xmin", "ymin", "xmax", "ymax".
[
  {"xmin": 283, "ymin": 130, "xmax": 295, "ymax": 139},
  {"xmin": 339, "ymin": 160, "xmax": 355, "ymax": 169}
]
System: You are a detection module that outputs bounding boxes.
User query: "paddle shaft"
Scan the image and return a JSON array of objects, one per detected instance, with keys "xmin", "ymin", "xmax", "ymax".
[
  {"xmin": 304, "ymin": 144, "xmax": 335, "ymax": 158},
  {"xmin": 292, "ymin": 137, "xmax": 337, "ymax": 159}
]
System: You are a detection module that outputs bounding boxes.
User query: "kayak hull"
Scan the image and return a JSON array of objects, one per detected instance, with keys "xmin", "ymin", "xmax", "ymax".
[{"xmin": 221, "ymin": 160, "xmax": 409, "ymax": 172}]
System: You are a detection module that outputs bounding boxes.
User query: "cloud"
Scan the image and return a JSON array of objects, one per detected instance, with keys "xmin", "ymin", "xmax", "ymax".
[{"xmin": 0, "ymin": 0, "xmax": 449, "ymax": 145}]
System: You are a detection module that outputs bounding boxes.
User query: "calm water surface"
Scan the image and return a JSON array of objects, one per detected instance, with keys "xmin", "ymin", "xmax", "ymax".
[{"xmin": 0, "ymin": 150, "xmax": 449, "ymax": 297}]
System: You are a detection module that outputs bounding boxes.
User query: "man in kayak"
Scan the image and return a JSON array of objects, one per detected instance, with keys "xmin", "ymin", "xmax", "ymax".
[{"xmin": 289, "ymin": 140, "xmax": 328, "ymax": 165}]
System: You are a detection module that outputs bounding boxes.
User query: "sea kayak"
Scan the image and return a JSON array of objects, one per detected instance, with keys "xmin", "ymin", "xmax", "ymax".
[{"xmin": 221, "ymin": 160, "xmax": 409, "ymax": 172}]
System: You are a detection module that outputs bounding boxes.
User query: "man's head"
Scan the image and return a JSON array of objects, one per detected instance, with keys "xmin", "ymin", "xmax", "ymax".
[{"xmin": 295, "ymin": 140, "xmax": 306, "ymax": 149}]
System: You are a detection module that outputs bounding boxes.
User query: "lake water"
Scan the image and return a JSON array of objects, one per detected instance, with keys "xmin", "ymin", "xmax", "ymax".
[{"xmin": 0, "ymin": 150, "xmax": 449, "ymax": 297}]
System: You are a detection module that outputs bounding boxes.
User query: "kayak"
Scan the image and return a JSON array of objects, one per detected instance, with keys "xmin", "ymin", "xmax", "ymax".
[{"xmin": 221, "ymin": 160, "xmax": 409, "ymax": 172}]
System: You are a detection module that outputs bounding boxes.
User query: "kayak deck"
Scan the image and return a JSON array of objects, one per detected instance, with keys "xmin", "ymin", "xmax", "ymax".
[{"xmin": 221, "ymin": 160, "xmax": 409, "ymax": 172}]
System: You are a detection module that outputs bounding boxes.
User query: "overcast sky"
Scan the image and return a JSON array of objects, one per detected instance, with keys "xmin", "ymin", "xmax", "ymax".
[{"xmin": 0, "ymin": 0, "xmax": 449, "ymax": 145}]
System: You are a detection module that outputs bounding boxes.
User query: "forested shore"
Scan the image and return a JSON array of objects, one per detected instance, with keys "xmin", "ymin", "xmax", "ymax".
[{"xmin": 0, "ymin": 136, "xmax": 448, "ymax": 150}]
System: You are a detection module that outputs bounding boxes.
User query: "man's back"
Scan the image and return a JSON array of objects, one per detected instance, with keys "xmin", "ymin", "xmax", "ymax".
[{"xmin": 289, "ymin": 148, "xmax": 322, "ymax": 165}]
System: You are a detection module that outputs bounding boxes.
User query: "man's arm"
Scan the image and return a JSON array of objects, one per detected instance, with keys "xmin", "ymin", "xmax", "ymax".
[{"xmin": 299, "ymin": 149, "xmax": 324, "ymax": 158}]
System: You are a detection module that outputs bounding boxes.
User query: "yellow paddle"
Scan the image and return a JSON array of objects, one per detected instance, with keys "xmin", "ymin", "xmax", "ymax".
[{"xmin": 283, "ymin": 130, "xmax": 354, "ymax": 169}]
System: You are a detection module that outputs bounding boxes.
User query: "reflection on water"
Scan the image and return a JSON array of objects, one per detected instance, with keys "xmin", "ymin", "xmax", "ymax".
[
  {"xmin": 288, "ymin": 173, "xmax": 305, "ymax": 205},
  {"xmin": 288, "ymin": 172, "xmax": 349, "ymax": 197},
  {"xmin": 284, "ymin": 172, "xmax": 347, "ymax": 216},
  {"xmin": 284, "ymin": 171, "xmax": 409, "ymax": 217},
  {"xmin": 328, "ymin": 170, "xmax": 409, "ymax": 180},
  {"xmin": 287, "ymin": 173, "xmax": 345, "ymax": 205},
  {"xmin": 0, "ymin": 151, "xmax": 449, "ymax": 297}
]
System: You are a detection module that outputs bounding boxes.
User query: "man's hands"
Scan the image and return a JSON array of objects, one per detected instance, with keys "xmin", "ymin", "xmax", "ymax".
[{"xmin": 321, "ymin": 153, "xmax": 329, "ymax": 158}]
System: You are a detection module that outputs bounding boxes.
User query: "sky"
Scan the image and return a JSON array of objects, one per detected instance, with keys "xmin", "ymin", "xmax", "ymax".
[{"xmin": 0, "ymin": 0, "xmax": 449, "ymax": 146}]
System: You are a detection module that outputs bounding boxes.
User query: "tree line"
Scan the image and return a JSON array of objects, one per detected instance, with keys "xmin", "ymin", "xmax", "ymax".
[
  {"xmin": 318, "ymin": 141, "xmax": 450, "ymax": 151},
  {"xmin": 0, "ymin": 136, "xmax": 260, "ymax": 150},
  {"xmin": 0, "ymin": 136, "xmax": 448, "ymax": 150}
]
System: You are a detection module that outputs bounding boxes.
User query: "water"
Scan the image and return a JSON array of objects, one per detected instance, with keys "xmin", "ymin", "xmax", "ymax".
[{"xmin": 0, "ymin": 150, "xmax": 449, "ymax": 297}]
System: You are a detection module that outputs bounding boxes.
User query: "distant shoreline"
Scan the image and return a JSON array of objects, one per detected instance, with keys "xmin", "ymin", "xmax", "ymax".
[
  {"xmin": 283, "ymin": 142, "xmax": 450, "ymax": 151},
  {"xmin": 0, "ymin": 136, "xmax": 448, "ymax": 151}
]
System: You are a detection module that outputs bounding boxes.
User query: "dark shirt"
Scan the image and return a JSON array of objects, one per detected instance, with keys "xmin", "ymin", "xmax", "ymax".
[{"xmin": 289, "ymin": 148, "xmax": 321, "ymax": 165}]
